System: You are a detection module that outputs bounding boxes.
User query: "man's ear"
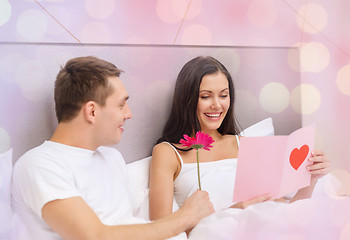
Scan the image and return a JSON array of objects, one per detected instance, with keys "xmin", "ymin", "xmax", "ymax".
[{"xmin": 83, "ymin": 101, "xmax": 97, "ymax": 123}]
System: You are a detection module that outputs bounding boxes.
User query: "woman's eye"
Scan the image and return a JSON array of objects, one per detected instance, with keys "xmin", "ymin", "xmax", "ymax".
[
  {"xmin": 220, "ymin": 95, "xmax": 228, "ymax": 98},
  {"xmin": 200, "ymin": 96, "xmax": 209, "ymax": 99}
]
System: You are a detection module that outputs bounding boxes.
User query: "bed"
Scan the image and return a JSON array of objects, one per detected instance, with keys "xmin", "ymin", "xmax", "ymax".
[{"xmin": 0, "ymin": 43, "xmax": 349, "ymax": 239}]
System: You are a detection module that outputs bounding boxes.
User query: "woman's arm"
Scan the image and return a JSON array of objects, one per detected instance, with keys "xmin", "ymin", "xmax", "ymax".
[
  {"xmin": 149, "ymin": 143, "xmax": 180, "ymax": 220},
  {"xmin": 290, "ymin": 150, "xmax": 330, "ymax": 202},
  {"xmin": 229, "ymin": 194, "xmax": 272, "ymax": 209}
]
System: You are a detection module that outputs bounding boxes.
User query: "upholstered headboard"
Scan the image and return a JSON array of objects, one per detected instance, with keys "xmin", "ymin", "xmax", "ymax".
[{"xmin": 0, "ymin": 43, "xmax": 301, "ymax": 163}]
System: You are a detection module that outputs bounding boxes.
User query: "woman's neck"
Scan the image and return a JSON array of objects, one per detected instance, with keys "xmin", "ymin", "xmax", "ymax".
[{"xmin": 201, "ymin": 129, "xmax": 222, "ymax": 141}]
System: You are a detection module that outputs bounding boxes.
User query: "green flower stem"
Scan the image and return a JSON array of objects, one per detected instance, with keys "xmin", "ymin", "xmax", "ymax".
[{"xmin": 196, "ymin": 149, "xmax": 202, "ymax": 190}]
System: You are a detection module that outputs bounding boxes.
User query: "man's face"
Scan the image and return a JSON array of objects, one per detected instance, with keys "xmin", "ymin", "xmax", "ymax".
[{"xmin": 94, "ymin": 76, "xmax": 132, "ymax": 146}]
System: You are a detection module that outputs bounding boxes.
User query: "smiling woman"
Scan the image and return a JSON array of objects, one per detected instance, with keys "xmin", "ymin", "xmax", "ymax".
[{"xmin": 149, "ymin": 56, "xmax": 243, "ymax": 221}]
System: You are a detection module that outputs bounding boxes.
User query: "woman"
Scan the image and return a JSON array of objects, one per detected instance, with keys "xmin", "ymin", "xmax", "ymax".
[{"xmin": 149, "ymin": 56, "xmax": 330, "ymax": 221}]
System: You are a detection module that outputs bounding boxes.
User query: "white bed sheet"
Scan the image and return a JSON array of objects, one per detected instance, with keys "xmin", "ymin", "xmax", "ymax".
[{"xmin": 189, "ymin": 174, "xmax": 350, "ymax": 240}]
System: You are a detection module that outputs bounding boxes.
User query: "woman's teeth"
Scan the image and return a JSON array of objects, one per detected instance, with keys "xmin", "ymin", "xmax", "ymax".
[{"xmin": 205, "ymin": 113, "xmax": 220, "ymax": 118}]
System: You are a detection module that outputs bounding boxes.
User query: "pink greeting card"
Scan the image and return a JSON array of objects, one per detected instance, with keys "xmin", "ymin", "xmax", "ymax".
[{"xmin": 233, "ymin": 125, "xmax": 315, "ymax": 202}]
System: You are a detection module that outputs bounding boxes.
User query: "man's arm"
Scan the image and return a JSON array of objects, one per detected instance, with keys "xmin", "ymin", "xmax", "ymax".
[{"xmin": 42, "ymin": 191, "xmax": 213, "ymax": 240}]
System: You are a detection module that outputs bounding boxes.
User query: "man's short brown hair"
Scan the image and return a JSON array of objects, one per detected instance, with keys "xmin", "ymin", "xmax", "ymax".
[{"xmin": 54, "ymin": 56, "xmax": 122, "ymax": 122}]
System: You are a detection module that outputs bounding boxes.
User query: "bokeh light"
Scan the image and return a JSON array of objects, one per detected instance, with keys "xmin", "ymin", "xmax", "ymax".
[
  {"xmin": 15, "ymin": 60, "xmax": 49, "ymax": 101},
  {"xmin": 156, "ymin": 0, "xmax": 202, "ymax": 23},
  {"xmin": 297, "ymin": 3, "xmax": 328, "ymax": 34},
  {"xmin": 172, "ymin": 0, "xmax": 202, "ymax": 20},
  {"xmin": 336, "ymin": 65, "xmax": 350, "ymax": 95},
  {"xmin": 81, "ymin": 21, "xmax": 112, "ymax": 43},
  {"xmin": 85, "ymin": 0, "xmax": 115, "ymax": 19},
  {"xmin": 16, "ymin": 9, "xmax": 48, "ymax": 41},
  {"xmin": 290, "ymin": 84, "xmax": 321, "ymax": 115},
  {"xmin": 0, "ymin": 128, "xmax": 10, "ymax": 154},
  {"xmin": 156, "ymin": 0, "xmax": 181, "ymax": 23},
  {"xmin": 0, "ymin": 0, "xmax": 11, "ymax": 26},
  {"xmin": 181, "ymin": 24, "xmax": 212, "ymax": 45},
  {"xmin": 45, "ymin": 5, "xmax": 71, "ymax": 36},
  {"xmin": 331, "ymin": 169, "xmax": 350, "ymax": 196},
  {"xmin": 300, "ymin": 42, "xmax": 330, "ymax": 73},
  {"xmin": 313, "ymin": 171, "xmax": 349, "ymax": 201},
  {"xmin": 248, "ymin": 0, "xmax": 279, "ymax": 28},
  {"xmin": 340, "ymin": 222, "xmax": 350, "ymax": 240},
  {"xmin": 259, "ymin": 82, "xmax": 290, "ymax": 113},
  {"xmin": 0, "ymin": 53, "xmax": 26, "ymax": 80},
  {"xmin": 287, "ymin": 42, "xmax": 306, "ymax": 73}
]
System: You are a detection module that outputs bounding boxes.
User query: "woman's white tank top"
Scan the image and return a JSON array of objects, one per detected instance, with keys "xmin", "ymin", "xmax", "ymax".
[{"xmin": 164, "ymin": 135, "xmax": 239, "ymax": 211}]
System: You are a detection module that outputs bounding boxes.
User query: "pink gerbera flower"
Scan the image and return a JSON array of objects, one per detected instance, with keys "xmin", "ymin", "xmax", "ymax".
[
  {"xmin": 180, "ymin": 131, "xmax": 214, "ymax": 150},
  {"xmin": 179, "ymin": 131, "xmax": 215, "ymax": 190}
]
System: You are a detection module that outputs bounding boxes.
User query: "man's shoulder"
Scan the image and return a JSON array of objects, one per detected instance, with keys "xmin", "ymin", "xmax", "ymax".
[
  {"xmin": 96, "ymin": 146, "xmax": 125, "ymax": 163},
  {"xmin": 14, "ymin": 142, "xmax": 49, "ymax": 165},
  {"xmin": 13, "ymin": 141, "xmax": 66, "ymax": 173},
  {"xmin": 12, "ymin": 142, "xmax": 60, "ymax": 187},
  {"xmin": 97, "ymin": 146, "xmax": 122, "ymax": 156}
]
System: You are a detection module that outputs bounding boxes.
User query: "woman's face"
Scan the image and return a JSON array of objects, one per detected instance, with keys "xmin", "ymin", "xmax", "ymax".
[{"xmin": 196, "ymin": 72, "xmax": 230, "ymax": 133}]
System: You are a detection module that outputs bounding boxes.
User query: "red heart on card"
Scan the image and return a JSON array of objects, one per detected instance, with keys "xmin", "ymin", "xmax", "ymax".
[{"xmin": 289, "ymin": 145, "xmax": 309, "ymax": 170}]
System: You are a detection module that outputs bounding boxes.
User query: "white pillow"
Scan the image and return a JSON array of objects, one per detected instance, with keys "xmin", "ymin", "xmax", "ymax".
[
  {"xmin": 0, "ymin": 149, "xmax": 33, "ymax": 240},
  {"xmin": 0, "ymin": 149, "xmax": 12, "ymax": 205},
  {"xmin": 126, "ymin": 156, "xmax": 151, "ymax": 217},
  {"xmin": 0, "ymin": 149, "xmax": 15, "ymax": 235},
  {"xmin": 240, "ymin": 117, "xmax": 274, "ymax": 137},
  {"xmin": 126, "ymin": 156, "xmax": 179, "ymax": 220}
]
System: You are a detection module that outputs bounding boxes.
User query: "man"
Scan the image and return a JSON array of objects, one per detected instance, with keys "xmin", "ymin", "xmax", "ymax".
[{"xmin": 12, "ymin": 56, "xmax": 214, "ymax": 240}]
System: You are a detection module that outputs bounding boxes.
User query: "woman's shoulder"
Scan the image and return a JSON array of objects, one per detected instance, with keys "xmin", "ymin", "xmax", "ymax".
[
  {"xmin": 152, "ymin": 142, "xmax": 181, "ymax": 171},
  {"xmin": 152, "ymin": 142, "xmax": 180, "ymax": 162},
  {"xmin": 153, "ymin": 141, "xmax": 175, "ymax": 153},
  {"xmin": 221, "ymin": 134, "xmax": 240, "ymax": 150},
  {"xmin": 221, "ymin": 134, "xmax": 240, "ymax": 141}
]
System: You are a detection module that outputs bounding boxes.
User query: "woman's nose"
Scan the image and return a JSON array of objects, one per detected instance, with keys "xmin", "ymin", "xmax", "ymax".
[{"xmin": 210, "ymin": 97, "xmax": 220, "ymax": 109}]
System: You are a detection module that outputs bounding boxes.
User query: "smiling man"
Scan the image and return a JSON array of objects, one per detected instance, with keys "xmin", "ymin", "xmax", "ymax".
[{"xmin": 11, "ymin": 56, "xmax": 214, "ymax": 240}]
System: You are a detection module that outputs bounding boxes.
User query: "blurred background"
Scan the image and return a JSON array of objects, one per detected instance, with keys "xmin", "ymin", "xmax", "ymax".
[{"xmin": 0, "ymin": 0, "xmax": 349, "ymax": 182}]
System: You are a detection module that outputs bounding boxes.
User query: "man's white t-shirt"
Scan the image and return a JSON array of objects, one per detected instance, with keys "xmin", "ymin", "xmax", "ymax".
[{"xmin": 12, "ymin": 141, "xmax": 146, "ymax": 240}]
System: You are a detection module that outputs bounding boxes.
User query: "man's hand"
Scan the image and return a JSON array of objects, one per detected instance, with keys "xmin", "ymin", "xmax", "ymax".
[{"xmin": 178, "ymin": 190, "xmax": 214, "ymax": 228}]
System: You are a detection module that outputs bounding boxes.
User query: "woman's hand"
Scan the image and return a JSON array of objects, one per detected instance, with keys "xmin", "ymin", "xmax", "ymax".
[
  {"xmin": 290, "ymin": 150, "xmax": 330, "ymax": 202},
  {"xmin": 307, "ymin": 150, "xmax": 331, "ymax": 183},
  {"xmin": 229, "ymin": 194, "xmax": 272, "ymax": 209}
]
